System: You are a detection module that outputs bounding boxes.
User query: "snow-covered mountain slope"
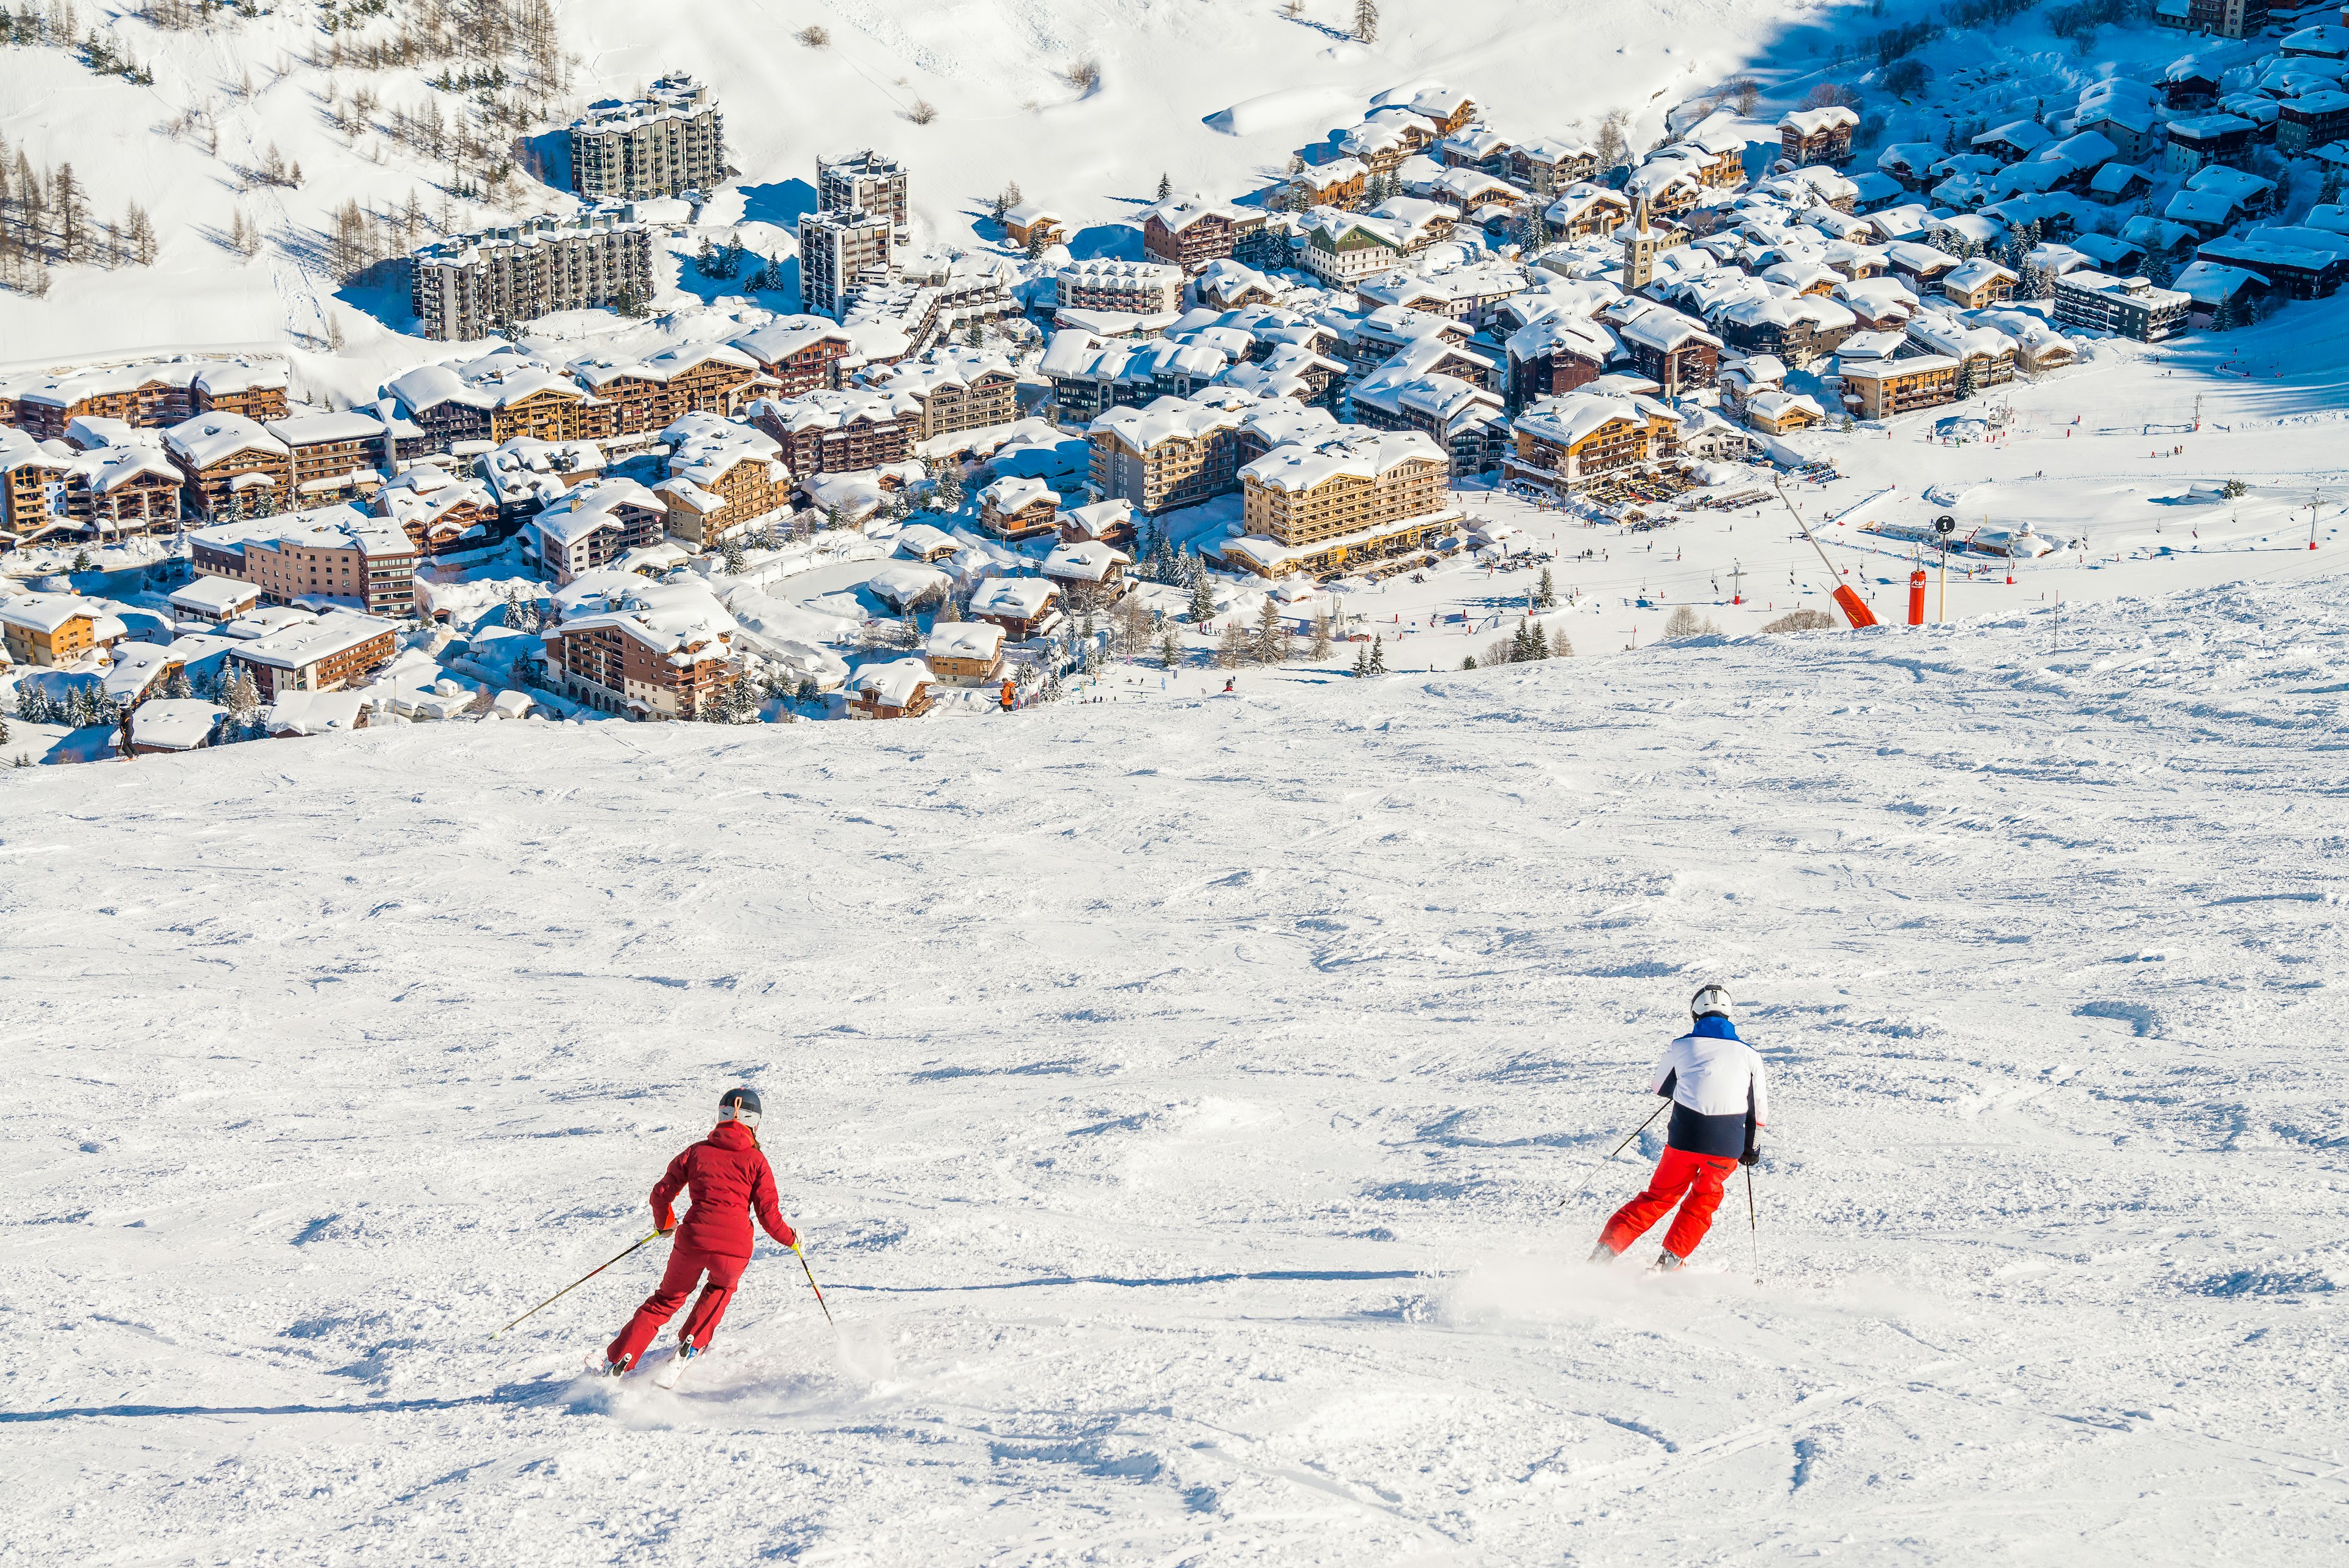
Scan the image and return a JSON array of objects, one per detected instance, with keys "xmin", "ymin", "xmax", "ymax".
[
  {"xmin": 0, "ymin": 0, "xmax": 1838, "ymax": 361},
  {"xmin": 7, "ymin": 577, "xmax": 2348, "ymax": 1564}
]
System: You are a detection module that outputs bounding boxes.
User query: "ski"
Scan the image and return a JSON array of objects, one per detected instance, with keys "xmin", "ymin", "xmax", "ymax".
[{"xmin": 652, "ymin": 1345, "xmax": 700, "ymax": 1389}]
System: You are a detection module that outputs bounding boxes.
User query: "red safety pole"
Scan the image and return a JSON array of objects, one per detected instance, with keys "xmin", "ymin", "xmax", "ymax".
[{"xmin": 1907, "ymin": 568, "xmax": 1927, "ymax": 626}]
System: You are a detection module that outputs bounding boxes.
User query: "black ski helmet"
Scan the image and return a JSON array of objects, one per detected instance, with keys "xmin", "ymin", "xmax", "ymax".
[
  {"xmin": 718, "ymin": 1085, "xmax": 762, "ymax": 1126},
  {"xmin": 1690, "ymin": 984, "xmax": 1732, "ymax": 1020}
]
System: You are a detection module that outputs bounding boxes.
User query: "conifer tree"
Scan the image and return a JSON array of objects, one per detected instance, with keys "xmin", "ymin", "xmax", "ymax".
[
  {"xmin": 1367, "ymin": 634, "xmax": 1386, "ymax": 674},
  {"xmin": 1353, "ymin": 0, "xmax": 1379, "ymax": 44},
  {"xmin": 1160, "ymin": 630, "xmax": 1181, "ymax": 669},
  {"xmin": 1156, "ymin": 171, "xmax": 1173, "ymax": 201},
  {"xmin": 1252, "ymin": 597, "xmax": 1292, "ymax": 663},
  {"xmin": 1186, "ymin": 572, "xmax": 1217, "ymax": 624},
  {"xmin": 1534, "ymin": 566, "xmax": 1557, "ymax": 609}
]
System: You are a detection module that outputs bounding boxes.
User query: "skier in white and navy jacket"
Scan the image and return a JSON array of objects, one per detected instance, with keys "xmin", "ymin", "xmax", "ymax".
[{"xmin": 1592, "ymin": 984, "xmax": 1768, "ymax": 1272}]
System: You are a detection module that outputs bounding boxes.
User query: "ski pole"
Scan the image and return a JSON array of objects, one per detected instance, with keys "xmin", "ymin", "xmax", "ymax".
[
  {"xmin": 489, "ymin": 1229, "xmax": 664, "ymax": 1340},
  {"xmin": 1559, "ymin": 1101, "xmax": 1667, "ymax": 1205},
  {"xmin": 792, "ymin": 1241, "xmax": 835, "ymax": 1329},
  {"xmin": 1746, "ymin": 1166, "xmax": 1761, "ymax": 1280}
]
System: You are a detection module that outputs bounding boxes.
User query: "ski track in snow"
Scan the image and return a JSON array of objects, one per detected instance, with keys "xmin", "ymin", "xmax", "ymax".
[{"xmin": 6, "ymin": 579, "xmax": 2349, "ymax": 1564}]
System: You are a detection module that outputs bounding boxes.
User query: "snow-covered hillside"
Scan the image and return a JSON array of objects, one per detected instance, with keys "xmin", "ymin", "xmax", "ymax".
[
  {"xmin": 0, "ymin": 0, "xmax": 1845, "ymax": 362},
  {"xmin": 7, "ymin": 576, "xmax": 2347, "ymax": 1564}
]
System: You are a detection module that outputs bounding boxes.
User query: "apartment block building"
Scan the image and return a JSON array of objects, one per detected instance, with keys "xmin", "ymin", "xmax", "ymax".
[
  {"xmin": 2053, "ymin": 271, "xmax": 2191, "ymax": 341},
  {"xmin": 410, "ymin": 214, "xmax": 656, "ymax": 341},
  {"xmin": 228, "ymin": 611, "xmax": 401, "ymax": 700},
  {"xmin": 569, "ymin": 73, "xmax": 725, "ymax": 202},
  {"xmin": 1504, "ymin": 391, "xmax": 1682, "ymax": 494},
  {"xmin": 817, "ymin": 150, "xmax": 910, "ymax": 229},
  {"xmin": 1056, "ymin": 259, "xmax": 1186, "ymax": 315},
  {"xmin": 1838, "ymin": 355, "xmax": 1961, "ymax": 420},
  {"xmin": 800, "ymin": 206, "xmax": 894, "ymax": 320},
  {"xmin": 1087, "ymin": 396, "xmax": 1250, "ymax": 515},
  {"xmin": 196, "ymin": 503, "xmax": 418, "ymax": 619},
  {"xmin": 544, "ymin": 579, "xmax": 738, "ymax": 720},
  {"xmin": 1225, "ymin": 429, "xmax": 1452, "ymax": 578}
]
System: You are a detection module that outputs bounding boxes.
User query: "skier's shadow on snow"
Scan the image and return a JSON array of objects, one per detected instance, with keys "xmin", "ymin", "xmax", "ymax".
[
  {"xmin": 831, "ymin": 1267, "xmax": 1427, "ymax": 1293},
  {"xmin": 0, "ymin": 1388, "xmax": 541, "ymax": 1423}
]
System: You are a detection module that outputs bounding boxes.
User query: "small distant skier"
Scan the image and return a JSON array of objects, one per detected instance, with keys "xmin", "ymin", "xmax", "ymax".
[
  {"xmin": 1590, "ymin": 985, "xmax": 1767, "ymax": 1273},
  {"xmin": 604, "ymin": 1087, "xmax": 797, "ymax": 1375}
]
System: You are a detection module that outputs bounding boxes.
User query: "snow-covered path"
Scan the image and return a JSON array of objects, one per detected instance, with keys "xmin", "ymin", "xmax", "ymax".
[{"xmin": 7, "ymin": 579, "xmax": 2348, "ymax": 1564}]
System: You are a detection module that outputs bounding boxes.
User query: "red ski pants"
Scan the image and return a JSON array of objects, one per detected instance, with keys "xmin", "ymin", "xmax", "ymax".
[
  {"xmin": 606, "ymin": 1241, "xmax": 748, "ymax": 1365},
  {"xmin": 1600, "ymin": 1146, "xmax": 1740, "ymax": 1261}
]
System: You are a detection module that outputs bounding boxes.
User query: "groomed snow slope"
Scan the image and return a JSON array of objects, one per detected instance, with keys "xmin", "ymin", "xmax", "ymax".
[{"xmin": 7, "ymin": 579, "xmax": 2349, "ymax": 1565}]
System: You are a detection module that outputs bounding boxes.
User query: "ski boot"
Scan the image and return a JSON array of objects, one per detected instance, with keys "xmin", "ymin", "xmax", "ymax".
[
  {"xmin": 604, "ymin": 1354, "xmax": 635, "ymax": 1377},
  {"xmin": 1587, "ymin": 1243, "xmax": 1619, "ymax": 1266},
  {"xmin": 1653, "ymin": 1250, "xmax": 1685, "ymax": 1274}
]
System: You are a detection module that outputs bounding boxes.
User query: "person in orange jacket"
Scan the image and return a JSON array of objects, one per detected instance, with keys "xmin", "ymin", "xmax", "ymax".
[{"xmin": 604, "ymin": 1087, "xmax": 798, "ymax": 1374}]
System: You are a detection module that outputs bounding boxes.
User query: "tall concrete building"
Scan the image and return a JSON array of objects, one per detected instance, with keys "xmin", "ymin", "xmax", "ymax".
[
  {"xmin": 410, "ymin": 213, "xmax": 655, "ymax": 340},
  {"xmin": 799, "ymin": 207, "xmax": 894, "ymax": 321},
  {"xmin": 570, "ymin": 73, "xmax": 725, "ymax": 203},
  {"xmin": 817, "ymin": 150, "xmax": 909, "ymax": 229}
]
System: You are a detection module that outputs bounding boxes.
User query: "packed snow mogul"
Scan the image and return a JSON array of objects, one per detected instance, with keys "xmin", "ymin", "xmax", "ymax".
[
  {"xmin": 604, "ymin": 1087, "xmax": 799, "ymax": 1375},
  {"xmin": 1590, "ymin": 985, "xmax": 1767, "ymax": 1273}
]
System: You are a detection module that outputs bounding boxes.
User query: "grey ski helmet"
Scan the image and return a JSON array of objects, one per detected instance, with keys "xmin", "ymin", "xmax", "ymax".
[
  {"xmin": 1690, "ymin": 984, "xmax": 1732, "ymax": 1021},
  {"xmin": 717, "ymin": 1085, "xmax": 762, "ymax": 1127}
]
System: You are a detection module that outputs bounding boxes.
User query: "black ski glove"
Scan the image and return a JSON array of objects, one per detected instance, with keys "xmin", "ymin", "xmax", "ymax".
[{"xmin": 1739, "ymin": 1146, "xmax": 1760, "ymax": 1167}]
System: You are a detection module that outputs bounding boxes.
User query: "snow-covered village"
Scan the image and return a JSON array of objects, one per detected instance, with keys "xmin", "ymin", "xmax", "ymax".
[{"xmin": 4, "ymin": 1, "xmax": 2348, "ymax": 1564}]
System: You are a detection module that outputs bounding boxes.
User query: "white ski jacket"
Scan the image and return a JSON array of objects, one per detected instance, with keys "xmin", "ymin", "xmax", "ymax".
[{"xmin": 1650, "ymin": 1022, "xmax": 1768, "ymax": 1159}]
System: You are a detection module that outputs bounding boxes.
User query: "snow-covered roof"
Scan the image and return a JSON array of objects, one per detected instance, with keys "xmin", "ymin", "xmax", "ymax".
[
  {"xmin": 866, "ymin": 562, "xmax": 952, "ymax": 608},
  {"xmin": 530, "ymin": 478, "xmax": 665, "ymax": 547},
  {"xmin": 0, "ymin": 592, "xmax": 114, "ymax": 637},
  {"xmin": 980, "ymin": 475, "xmax": 1058, "ymax": 514},
  {"xmin": 896, "ymin": 522, "xmax": 962, "ymax": 559},
  {"xmin": 1779, "ymin": 105, "xmax": 1859, "ymax": 136},
  {"xmin": 1040, "ymin": 541, "xmax": 1131, "ymax": 583},
  {"xmin": 727, "ymin": 316, "xmax": 856, "ymax": 368},
  {"xmin": 264, "ymin": 688, "xmax": 371, "ymax": 736},
  {"xmin": 659, "ymin": 412, "xmax": 789, "ymax": 491},
  {"xmin": 1240, "ymin": 429, "xmax": 1445, "ymax": 492},
  {"xmin": 553, "ymin": 577, "xmax": 737, "ymax": 661},
  {"xmin": 265, "ymin": 410, "xmax": 387, "ymax": 447},
  {"xmin": 232, "ymin": 609, "xmax": 399, "ymax": 671},
  {"xmin": 1089, "ymin": 394, "xmax": 1250, "ymax": 452},
  {"xmin": 1942, "ymin": 258, "xmax": 2019, "ymax": 292},
  {"xmin": 969, "ymin": 576, "xmax": 1059, "ymax": 619},
  {"xmin": 1515, "ymin": 390, "xmax": 1678, "ymax": 449},
  {"xmin": 164, "ymin": 412, "xmax": 289, "ymax": 468},
  {"xmin": 853, "ymin": 657, "xmax": 932, "ymax": 705},
  {"xmin": 169, "ymin": 576, "xmax": 262, "ymax": 616},
  {"xmin": 1974, "ymin": 120, "xmax": 2054, "ymax": 155},
  {"xmin": 129, "ymin": 699, "xmax": 226, "ymax": 751},
  {"xmin": 570, "ymin": 341, "xmax": 759, "ymax": 391},
  {"xmin": 926, "ymin": 621, "xmax": 1004, "ymax": 662}
]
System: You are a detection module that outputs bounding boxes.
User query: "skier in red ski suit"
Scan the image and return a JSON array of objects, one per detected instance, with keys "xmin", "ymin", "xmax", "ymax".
[
  {"xmin": 1592, "ymin": 985, "xmax": 1768, "ymax": 1272},
  {"xmin": 605, "ymin": 1087, "xmax": 797, "ymax": 1374}
]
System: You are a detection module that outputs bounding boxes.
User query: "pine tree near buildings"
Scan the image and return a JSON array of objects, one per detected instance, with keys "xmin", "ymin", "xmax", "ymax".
[
  {"xmin": 1186, "ymin": 571, "xmax": 1217, "ymax": 624},
  {"xmin": 1353, "ymin": 0, "xmax": 1379, "ymax": 44},
  {"xmin": 1159, "ymin": 630, "xmax": 1181, "ymax": 670},
  {"xmin": 1351, "ymin": 641, "xmax": 1370, "ymax": 677},
  {"xmin": 1251, "ymin": 597, "xmax": 1292, "ymax": 663},
  {"xmin": 1367, "ymin": 634, "xmax": 1386, "ymax": 673},
  {"xmin": 1156, "ymin": 171, "xmax": 1172, "ymax": 201},
  {"xmin": 1534, "ymin": 566, "xmax": 1557, "ymax": 609},
  {"xmin": 1309, "ymin": 609, "xmax": 1333, "ymax": 660}
]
